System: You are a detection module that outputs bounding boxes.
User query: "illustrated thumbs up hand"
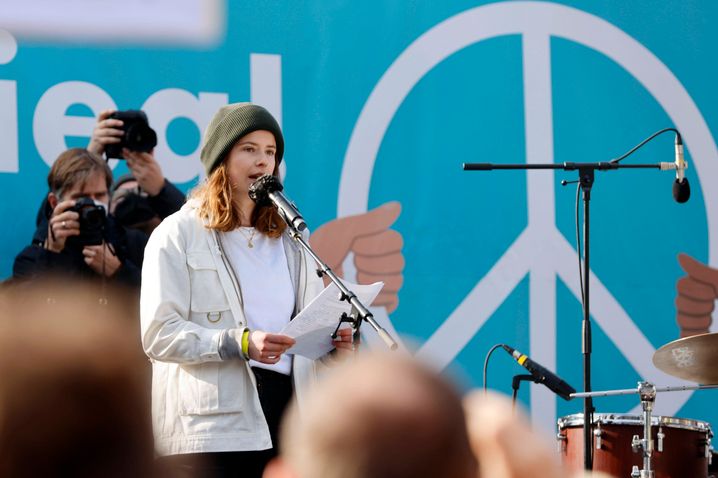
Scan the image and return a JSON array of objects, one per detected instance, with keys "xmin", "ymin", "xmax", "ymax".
[
  {"xmin": 309, "ymin": 202, "xmax": 404, "ymax": 313},
  {"xmin": 675, "ymin": 253, "xmax": 718, "ymax": 337}
]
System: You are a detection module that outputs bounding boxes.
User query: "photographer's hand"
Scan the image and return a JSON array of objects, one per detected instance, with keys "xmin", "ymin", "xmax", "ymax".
[
  {"xmin": 46, "ymin": 200, "xmax": 80, "ymax": 253},
  {"xmin": 83, "ymin": 243, "xmax": 122, "ymax": 277},
  {"xmin": 87, "ymin": 109, "xmax": 123, "ymax": 156},
  {"xmin": 123, "ymin": 149, "xmax": 165, "ymax": 196}
]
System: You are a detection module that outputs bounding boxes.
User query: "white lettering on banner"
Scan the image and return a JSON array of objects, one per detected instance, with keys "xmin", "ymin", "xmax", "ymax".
[
  {"xmin": 18, "ymin": 55, "xmax": 282, "ymax": 182},
  {"xmin": 0, "ymin": 80, "xmax": 18, "ymax": 173},
  {"xmin": 0, "ymin": 29, "xmax": 17, "ymax": 64},
  {"xmin": 0, "ymin": 29, "xmax": 18, "ymax": 173},
  {"xmin": 33, "ymin": 81, "xmax": 116, "ymax": 168},
  {"xmin": 142, "ymin": 89, "xmax": 228, "ymax": 183},
  {"xmin": 250, "ymin": 53, "xmax": 285, "ymax": 179},
  {"xmin": 2, "ymin": 30, "xmax": 283, "ymax": 182},
  {"xmin": 250, "ymin": 54, "xmax": 283, "ymax": 127}
]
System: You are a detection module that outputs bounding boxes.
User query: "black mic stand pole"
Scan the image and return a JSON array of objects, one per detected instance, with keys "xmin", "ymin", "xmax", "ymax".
[
  {"xmin": 464, "ymin": 160, "xmax": 665, "ymax": 471},
  {"xmin": 283, "ymin": 222, "xmax": 398, "ymax": 351}
]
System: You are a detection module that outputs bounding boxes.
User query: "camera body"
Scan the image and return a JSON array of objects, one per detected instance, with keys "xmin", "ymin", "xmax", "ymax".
[
  {"xmin": 104, "ymin": 110, "xmax": 158, "ymax": 160},
  {"xmin": 70, "ymin": 198, "xmax": 107, "ymax": 246}
]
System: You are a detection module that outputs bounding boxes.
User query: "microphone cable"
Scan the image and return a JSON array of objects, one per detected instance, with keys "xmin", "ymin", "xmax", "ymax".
[
  {"xmin": 568, "ymin": 127, "xmax": 682, "ymax": 313},
  {"xmin": 575, "ymin": 183, "xmax": 585, "ymax": 310},
  {"xmin": 483, "ymin": 343, "xmax": 507, "ymax": 393},
  {"xmin": 609, "ymin": 127, "xmax": 680, "ymax": 164},
  {"xmin": 558, "ymin": 182, "xmax": 586, "ymax": 313}
]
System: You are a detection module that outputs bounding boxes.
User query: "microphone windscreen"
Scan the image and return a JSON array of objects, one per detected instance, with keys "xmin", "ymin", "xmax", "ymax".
[
  {"xmin": 248, "ymin": 174, "xmax": 283, "ymax": 204},
  {"xmin": 673, "ymin": 178, "xmax": 691, "ymax": 203}
]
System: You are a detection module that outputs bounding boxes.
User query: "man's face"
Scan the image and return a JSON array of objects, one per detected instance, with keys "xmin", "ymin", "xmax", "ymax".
[{"xmin": 60, "ymin": 171, "xmax": 110, "ymax": 208}]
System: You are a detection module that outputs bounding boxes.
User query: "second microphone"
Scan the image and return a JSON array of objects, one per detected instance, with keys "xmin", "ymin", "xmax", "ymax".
[{"xmin": 502, "ymin": 344, "xmax": 576, "ymax": 401}]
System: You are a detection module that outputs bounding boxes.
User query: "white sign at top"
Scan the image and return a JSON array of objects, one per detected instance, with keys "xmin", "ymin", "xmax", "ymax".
[{"xmin": 0, "ymin": 0, "xmax": 225, "ymax": 46}]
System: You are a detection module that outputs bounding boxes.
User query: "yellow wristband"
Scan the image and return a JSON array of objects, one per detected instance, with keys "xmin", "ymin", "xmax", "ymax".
[{"xmin": 241, "ymin": 328, "xmax": 250, "ymax": 361}]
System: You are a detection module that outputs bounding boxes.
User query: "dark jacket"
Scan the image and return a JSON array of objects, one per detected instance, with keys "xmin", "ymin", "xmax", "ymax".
[
  {"xmin": 13, "ymin": 213, "xmax": 147, "ymax": 290},
  {"xmin": 147, "ymin": 179, "xmax": 185, "ymax": 219}
]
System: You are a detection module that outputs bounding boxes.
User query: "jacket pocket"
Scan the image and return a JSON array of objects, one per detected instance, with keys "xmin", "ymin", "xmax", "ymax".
[
  {"xmin": 186, "ymin": 251, "xmax": 229, "ymax": 314},
  {"xmin": 177, "ymin": 361, "xmax": 247, "ymax": 416}
]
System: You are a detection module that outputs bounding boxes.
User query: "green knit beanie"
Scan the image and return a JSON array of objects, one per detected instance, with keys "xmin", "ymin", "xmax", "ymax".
[{"xmin": 200, "ymin": 103, "xmax": 284, "ymax": 176}]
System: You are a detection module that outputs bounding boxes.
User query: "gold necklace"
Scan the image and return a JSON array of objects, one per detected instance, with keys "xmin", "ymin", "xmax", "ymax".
[{"xmin": 237, "ymin": 227, "xmax": 257, "ymax": 248}]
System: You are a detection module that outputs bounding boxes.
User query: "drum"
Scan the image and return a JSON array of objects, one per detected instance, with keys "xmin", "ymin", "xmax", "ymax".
[{"xmin": 557, "ymin": 413, "xmax": 712, "ymax": 478}]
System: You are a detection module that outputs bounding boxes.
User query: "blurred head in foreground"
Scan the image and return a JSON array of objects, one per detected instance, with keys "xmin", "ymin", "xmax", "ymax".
[
  {"xmin": 464, "ymin": 390, "xmax": 567, "ymax": 478},
  {"xmin": 463, "ymin": 391, "xmax": 611, "ymax": 478},
  {"xmin": 0, "ymin": 280, "xmax": 154, "ymax": 478},
  {"xmin": 266, "ymin": 353, "xmax": 478, "ymax": 478}
]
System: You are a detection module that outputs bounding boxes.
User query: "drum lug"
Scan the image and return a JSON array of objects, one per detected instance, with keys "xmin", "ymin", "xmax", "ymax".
[
  {"xmin": 632, "ymin": 434, "xmax": 642, "ymax": 453},
  {"xmin": 594, "ymin": 424, "xmax": 603, "ymax": 450},
  {"xmin": 632, "ymin": 467, "xmax": 655, "ymax": 478},
  {"xmin": 556, "ymin": 433, "xmax": 567, "ymax": 453},
  {"xmin": 632, "ymin": 465, "xmax": 656, "ymax": 478},
  {"xmin": 706, "ymin": 437, "xmax": 713, "ymax": 463},
  {"xmin": 656, "ymin": 426, "xmax": 664, "ymax": 453}
]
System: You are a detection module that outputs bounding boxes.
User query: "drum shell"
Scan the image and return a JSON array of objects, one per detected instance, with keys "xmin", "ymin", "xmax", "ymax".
[{"xmin": 557, "ymin": 414, "xmax": 711, "ymax": 478}]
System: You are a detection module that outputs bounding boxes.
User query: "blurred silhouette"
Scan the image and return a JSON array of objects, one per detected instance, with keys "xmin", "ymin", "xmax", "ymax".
[
  {"xmin": 464, "ymin": 391, "xmax": 613, "ymax": 478},
  {"xmin": 265, "ymin": 353, "xmax": 478, "ymax": 478},
  {"xmin": 0, "ymin": 280, "xmax": 157, "ymax": 478}
]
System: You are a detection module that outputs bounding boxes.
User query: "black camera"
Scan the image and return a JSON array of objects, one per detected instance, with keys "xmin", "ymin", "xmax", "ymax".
[
  {"xmin": 70, "ymin": 197, "xmax": 107, "ymax": 246},
  {"xmin": 104, "ymin": 110, "xmax": 158, "ymax": 160}
]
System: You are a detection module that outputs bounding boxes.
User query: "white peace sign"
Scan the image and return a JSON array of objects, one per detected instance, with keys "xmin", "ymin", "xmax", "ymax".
[{"xmin": 338, "ymin": 1, "xmax": 718, "ymax": 432}]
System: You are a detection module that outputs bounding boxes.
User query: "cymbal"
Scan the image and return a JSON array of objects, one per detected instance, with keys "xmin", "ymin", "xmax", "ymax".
[{"xmin": 653, "ymin": 332, "xmax": 718, "ymax": 384}]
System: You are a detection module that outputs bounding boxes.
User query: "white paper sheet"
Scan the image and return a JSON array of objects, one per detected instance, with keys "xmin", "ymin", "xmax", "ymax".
[{"xmin": 281, "ymin": 281, "xmax": 384, "ymax": 359}]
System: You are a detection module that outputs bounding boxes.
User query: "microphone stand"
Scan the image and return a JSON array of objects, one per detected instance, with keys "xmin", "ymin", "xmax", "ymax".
[
  {"xmin": 464, "ymin": 158, "xmax": 669, "ymax": 471},
  {"xmin": 511, "ymin": 374, "xmax": 539, "ymax": 413},
  {"xmin": 283, "ymin": 223, "xmax": 398, "ymax": 351}
]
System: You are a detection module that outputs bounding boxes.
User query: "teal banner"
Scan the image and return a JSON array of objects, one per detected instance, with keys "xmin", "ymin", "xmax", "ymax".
[{"xmin": 2, "ymin": 1, "xmax": 717, "ymax": 434}]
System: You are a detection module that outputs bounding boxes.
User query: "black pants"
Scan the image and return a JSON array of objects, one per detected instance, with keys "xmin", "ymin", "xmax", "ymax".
[{"xmin": 159, "ymin": 367, "xmax": 293, "ymax": 478}]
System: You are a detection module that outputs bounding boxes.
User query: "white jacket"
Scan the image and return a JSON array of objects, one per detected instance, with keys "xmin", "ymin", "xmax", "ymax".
[{"xmin": 140, "ymin": 202, "xmax": 324, "ymax": 456}]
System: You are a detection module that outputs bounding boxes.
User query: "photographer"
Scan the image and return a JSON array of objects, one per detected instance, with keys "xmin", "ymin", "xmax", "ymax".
[
  {"xmin": 13, "ymin": 148, "xmax": 145, "ymax": 290},
  {"xmin": 89, "ymin": 109, "xmax": 185, "ymax": 234}
]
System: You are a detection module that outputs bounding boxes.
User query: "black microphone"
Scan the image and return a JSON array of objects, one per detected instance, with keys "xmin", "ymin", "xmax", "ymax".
[
  {"xmin": 501, "ymin": 344, "xmax": 575, "ymax": 401},
  {"xmin": 672, "ymin": 134, "xmax": 690, "ymax": 203},
  {"xmin": 248, "ymin": 175, "xmax": 307, "ymax": 231}
]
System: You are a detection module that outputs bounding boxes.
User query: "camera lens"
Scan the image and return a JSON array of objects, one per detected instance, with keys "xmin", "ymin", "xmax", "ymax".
[
  {"xmin": 105, "ymin": 110, "xmax": 157, "ymax": 158},
  {"xmin": 125, "ymin": 123, "xmax": 157, "ymax": 153},
  {"xmin": 83, "ymin": 207, "xmax": 105, "ymax": 227}
]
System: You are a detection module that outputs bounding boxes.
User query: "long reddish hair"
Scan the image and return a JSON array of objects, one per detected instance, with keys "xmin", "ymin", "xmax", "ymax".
[{"xmin": 191, "ymin": 162, "xmax": 286, "ymax": 237}]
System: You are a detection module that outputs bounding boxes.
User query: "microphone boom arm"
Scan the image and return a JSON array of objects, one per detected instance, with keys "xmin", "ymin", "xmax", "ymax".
[{"xmin": 463, "ymin": 161, "xmax": 663, "ymax": 171}]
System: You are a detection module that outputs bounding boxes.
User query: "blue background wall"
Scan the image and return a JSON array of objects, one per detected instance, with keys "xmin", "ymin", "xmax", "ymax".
[{"xmin": 2, "ymin": 0, "xmax": 717, "ymax": 434}]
